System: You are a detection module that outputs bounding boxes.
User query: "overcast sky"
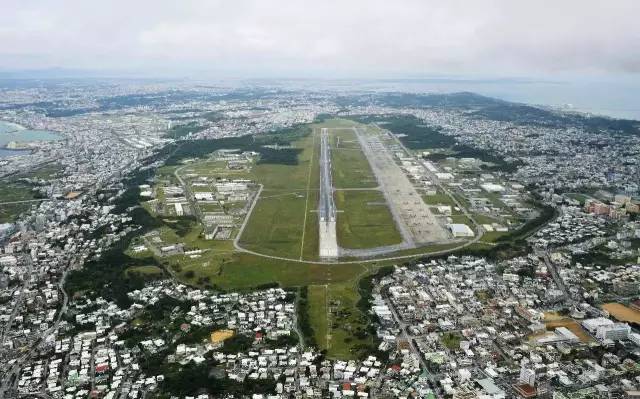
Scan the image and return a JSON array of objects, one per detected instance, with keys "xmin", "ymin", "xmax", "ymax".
[{"xmin": 1, "ymin": 0, "xmax": 639, "ymax": 79}]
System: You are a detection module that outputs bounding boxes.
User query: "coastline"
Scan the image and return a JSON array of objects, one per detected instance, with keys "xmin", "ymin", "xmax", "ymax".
[
  {"xmin": 0, "ymin": 120, "xmax": 26, "ymax": 134},
  {"xmin": 0, "ymin": 121, "xmax": 59, "ymax": 158},
  {"xmin": 0, "ymin": 147, "xmax": 30, "ymax": 158}
]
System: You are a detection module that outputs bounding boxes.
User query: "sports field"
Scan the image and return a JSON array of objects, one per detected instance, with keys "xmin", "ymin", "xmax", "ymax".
[
  {"xmin": 602, "ymin": 303, "xmax": 640, "ymax": 323},
  {"xmin": 543, "ymin": 312, "xmax": 593, "ymax": 343}
]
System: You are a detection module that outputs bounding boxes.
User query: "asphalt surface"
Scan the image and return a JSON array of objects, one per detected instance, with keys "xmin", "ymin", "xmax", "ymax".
[{"xmin": 319, "ymin": 128, "xmax": 336, "ymax": 223}]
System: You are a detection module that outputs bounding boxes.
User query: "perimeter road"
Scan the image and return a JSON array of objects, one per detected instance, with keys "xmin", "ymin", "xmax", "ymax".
[{"xmin": 233, "ymin": 184, "xmax": 263, "ymax": 250}]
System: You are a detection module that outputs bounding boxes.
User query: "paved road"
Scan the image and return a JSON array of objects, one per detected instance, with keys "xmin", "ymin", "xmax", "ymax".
[
  {"xmin": 538, "ymin": 249, "xmax": 578, "ymax": 308},
  {"xmin": 318, "ymin": 128, "xmax": 339, "ymax": 258},
  {"xmin": 233, "ymin": 184, "xmax": 263, "ymax": 250}
]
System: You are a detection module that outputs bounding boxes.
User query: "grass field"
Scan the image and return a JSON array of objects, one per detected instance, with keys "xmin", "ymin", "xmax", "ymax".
[
  {"xmin": 0, "ymin": 181, "xmax": 39, "ymax": 223},
  {"xmin": 238, "ymin": 126, "xmax": 320, "ymax": 260},
  {"xmin": 335, "ymin": 190, "xmax": 402, "ymax": 249},
  {"xmin": 324, "ymin": 278, "xmax": 379, "ymax": 358},
  {"xmin": 566, "ymin": 192, "xmax": 590, "ymax": 205},
  {"xmin": 239, "ymin": 193, "xmax": 307, "ymax": 258},
  {"xmin": 248, "ymin": 130, "xmax": 316, "ymax": 190},
  {"xmin": 15, "ymin": 163, "xmax": 63, "ymax": 180},
  {"xmin": 449, "ymin": 214, "xmax": 474, "ymax": 226},
  {"xmin": 308, "ymin": 285, "xmax": 329, "ymax": 348},
  {"xmin": 423, "ymin": 190, "xmax": 456, "ymax": 206},
  {"xmin": 480, "ymin": 231, "xmax": 509, "ymax": 242},
  {"xmin": 441, "ymin": 332, "xmax": 462, "ymax": 350},
  {"xmin": 330, "ymin": 128, "xmax": 377, "ymax": 189},
  {"xmin": 299, "ymin": 128, "xmax": 321, "ymax": 260}
]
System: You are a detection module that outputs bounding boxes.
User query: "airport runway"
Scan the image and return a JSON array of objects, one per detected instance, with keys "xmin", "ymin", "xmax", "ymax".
[
  {"xmin": 318, "ymin": 128, "xmax": 339, "ymax": 258},
  {"xmin": 319, "ymin": 128, "xmax": 336, "ymax": 224}
]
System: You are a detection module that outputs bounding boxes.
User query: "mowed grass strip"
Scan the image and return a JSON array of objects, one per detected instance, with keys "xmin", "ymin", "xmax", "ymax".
[
  {"xmin": 308, "ymin": 285, "xmax": 329, "ymax": 350},
  {"xmin": 213, "ymin": 254, "xmax": 366, "ymax": 289},
  {"xmin": 239, "ymin": 193, "xmax": 306, "ymax": 258},
  {"xmin": 336, "ymin": 190, "xmax": 402, "ymax": 249},
  {"xmin": 330, "ymin": 128, "xmax": 377, "ymax": 189},
  {"xmin": 301, "ymin": 129, "xmax": 321, "ymax": 261},
  {"xmin": 423, "ymin": 190, "xmax": 456, "ymax": 206}
]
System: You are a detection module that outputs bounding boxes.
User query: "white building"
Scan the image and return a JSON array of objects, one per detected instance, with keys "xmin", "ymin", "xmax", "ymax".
[
  {"xmin": 481, "ymin": 183, "xmax": 505, "ymax": 193},
  {"xmin": 436, "ymin": 205, "xmax": 452, "ymax": 215},
  {"xmin": 519, "ymin": 364, "xmax": 536, "ymax": 386},
  {"xmin": 194, "ymin": 192, "xmax": 215, "ymax": 201},
  {"xmin": 596, "ymin": 323, "xmax": 631, "ymax": 341},
  {"xmin": 0, "ymin": 255, "xmax": 17, "ymax": 267},
  {"xmin": 582, "ymin": 317, "xmax": 614, "ymax": 334},
  {"xmin": 447, "ymin": 223, "xmax": 474, "ymax": 238},
  {"xmin": 436, "ymin": 172, "xmax": 454, "ymax": 180},
  {"xmin": 629, "ymin": 333, "xmax": 640, "ymax": 347}
]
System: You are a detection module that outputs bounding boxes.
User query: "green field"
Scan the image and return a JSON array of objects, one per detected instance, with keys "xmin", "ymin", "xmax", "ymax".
[
  {"xmin": 0, "ymin": 181, "xmax": 39, "ymax": 223},
  {"xmin": 335, "ymin": 190, "xmax": 402, "ymax": 249},
  {"xmin": 248, "ymin": 130, "xmax": 317, "ymax": 190},
  {"xmin": 238, "ymin": 126, "xmax": 320, "ymax": 260},
  {"xmin": 566, "ymin": 192, "xmax": 590, "ymax": 205},
  {"xmin": 239, "ymin": 193, "xmax": 307, "ymax": 258},
  {"xmin": 15, "ymin": 163, "xmax": 63, "ymax": 180},
  {"xmin": 423, "ymin": 190, "xmax": 456, "ymax": 206},
  {"xmin": 299, "ymin": 136, "xmax": 321, "ymax": 261},
  {"xmin": 321, "ymin": 278, "xmax": 379, "ymax": 358},
  {"xmin": 307, "ymin": 285, "xmax": 329, "ymax": 348},
  {"xmin": 330, "ymin": 128, "xmax": 377, "ymax": 189},
  {"xmin": 449, "ymin": 214, "xmax": 474, "ymax": 226},
  {"xmin": 441, "ymin": 332, "xmax": 463, "ymax": 350}
]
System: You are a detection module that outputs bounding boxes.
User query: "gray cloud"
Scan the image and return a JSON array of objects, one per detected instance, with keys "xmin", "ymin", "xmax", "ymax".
[{"xmin": 0, "ymin": 0, "xmax": 639, "ymax": 77}]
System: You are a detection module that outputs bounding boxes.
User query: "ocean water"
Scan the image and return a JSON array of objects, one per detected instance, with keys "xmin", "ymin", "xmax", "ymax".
[
  {"xmin": 345, "ymin": 78, "xmax": 640, "ymax": 120},
  {"xmin": 0, "ymin": 148, "xmax": 29, "ymax": 158},
  {"xmin": 0, "ymin": 121, "xmax": 62, "ymax": 158}
]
